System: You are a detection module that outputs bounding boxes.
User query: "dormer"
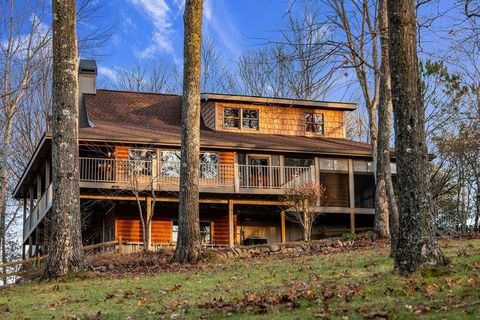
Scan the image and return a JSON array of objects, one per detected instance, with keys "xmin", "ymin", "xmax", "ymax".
[{"xmin": 200, "ymin": 93, "xmax": 357, "ymax": 139}]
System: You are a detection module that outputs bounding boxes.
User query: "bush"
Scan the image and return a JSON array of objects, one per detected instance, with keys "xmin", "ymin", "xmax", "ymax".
[{"xmin": 341, "ymin": 232, "xmax": 357, "ymax": 242}]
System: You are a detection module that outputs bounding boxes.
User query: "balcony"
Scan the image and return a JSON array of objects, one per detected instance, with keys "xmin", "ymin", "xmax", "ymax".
[{"xmin": 79, "ymin": 157, "xmax": 314, "ymax": 194}]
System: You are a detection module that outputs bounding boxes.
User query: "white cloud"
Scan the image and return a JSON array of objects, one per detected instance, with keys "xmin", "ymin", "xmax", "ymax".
[
  {"xmin": 129, "ymin": 0, "xmax": 173, "ymax": 58},
  {"xmin": 98, "ymin": 66, "xmax": 119, "ymax": 83}
]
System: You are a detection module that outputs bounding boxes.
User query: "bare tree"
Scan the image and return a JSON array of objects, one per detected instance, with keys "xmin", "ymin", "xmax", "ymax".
[
  {"xmin": 124, "ymin": 149, "xmax": 158, "ymax": 251},
  {"xmin": 114, "ymin": 58, "xmax": 175, "ymax": 93},
  {"xmin": 283, "ymin": 183, "xmax": 327, "ymax": 243},
  {"xmin": 238, "ymin": 6, "xmax": 338, "ymax": 100},
  {"xmin": 0, "ymin": 0, "xmax": 50, "ymax": 282},
  {"xmin": 375, "ymin": 0, "xmax": 399, "ymax": 251},
  {"xmin": 46, "ymin": 0, "xmax": 86, "ymax": 277},
  {"xmin": 324, "ymin": 0, "xmax": 398, "ymax": 239},
  {"xmin": 387, "ymin": 0, "xmax": 447, "ymax": 274},
  {"xmin": 173, "ymin": 0, "xmax": 203, "ymax": 264}
]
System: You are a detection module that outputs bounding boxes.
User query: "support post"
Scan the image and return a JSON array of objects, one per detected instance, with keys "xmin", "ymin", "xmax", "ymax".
[
  {"xmin": 233, "ymin": 163, "xmax": 240, "ymax": 193},
  {"xmin": 281, "ymin": 210, "xmax": 286, "ymax": 243},
  {"xmin": 348, "ymin": 159, "xmax": 355, "ymax": 234},
  {"xmin": 228, "ymin": 199, "xmax": 234, "ymax": 247},
  {"xmin": 28, "ymin": 236, "xmax": 33, "ymax": 258},
  {"xmin": 29, "ymin": 186, "xmax": 34, "ymax": 230},
  {"xmin": 146, "ymin": 197, "xmax": 152, "ymax": 251},
  {"xmin": 310, "ymin": 165, "xmax": 316, "ymax": 183}
]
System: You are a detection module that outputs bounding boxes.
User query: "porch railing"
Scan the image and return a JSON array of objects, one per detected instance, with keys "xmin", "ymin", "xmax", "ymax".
[
  {"xmin": 23, "ymin": 183, "xmax": 53, "ymax": 240},
  {"xmin": 238, "ymin": 165, "xmax": 313, "ymax": 189},
  {"xmin": 79, "ymin": 157, "xmax": 313, "ymax": 191}
]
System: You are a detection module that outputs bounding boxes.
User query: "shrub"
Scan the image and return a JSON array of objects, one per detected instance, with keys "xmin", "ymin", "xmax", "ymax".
[{"xmin": 341, "ymin": 232, "xmax": 357, "ymax": 242}]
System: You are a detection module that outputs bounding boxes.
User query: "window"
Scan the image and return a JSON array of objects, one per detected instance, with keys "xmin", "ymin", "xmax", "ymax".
[
  {"xmin": 224, "ymin": 108, "xmax": 240, "ymax": 128},
  {"xmin": 200, "ymin": 152, "xmax": 219, "ymax": 179},
  {"xmin": 172, "ymin": 221, "xmax": 211, "ymax": 244},
  {"xmin": 223, "ymin": 107, "xmax": 259, "ymax": 130},
  {"xmin": 129, "ymin": 149, "xmax": 156, "ymax": 176},
  {"xmin": 242, "ymin": 109, "xmax": 259, "ymax": 129},
  {"xmin": 160, "ymin": 150, "xmax": 219, "ymax": 178},
  {"xmin": 284, "ymin": 157, "xmax": 314, "ymax": 167},
  {"xmin": 305, "ymin": 113, "xmax": 324, "ymax": 134},
  {"xmin": 319, "ymin": 158, "xmax": 348, "ymax": 171}
]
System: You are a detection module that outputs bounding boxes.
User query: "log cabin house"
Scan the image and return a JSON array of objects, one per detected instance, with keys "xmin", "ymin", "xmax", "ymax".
[{"xmin": 14, "ymin": 60, "xmax": 395, "ymax": 257}]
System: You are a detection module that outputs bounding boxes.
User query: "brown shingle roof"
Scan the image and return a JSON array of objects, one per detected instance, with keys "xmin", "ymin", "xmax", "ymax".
[{"xmin": 81, "ymin": 89, "xmax": 375, "ymax": 157}]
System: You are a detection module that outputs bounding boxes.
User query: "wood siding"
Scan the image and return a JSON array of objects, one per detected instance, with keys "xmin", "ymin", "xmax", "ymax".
[
  {"xmin": 115, "ymin": 216, "xmax": 172, "ymax": 243},
  {"xmin": 201, "ymin": 101, "xmax": 216, "ymax": 130},
  {"xmin": 213, "ymin": 102, "xmax": 345, "ymax": 138},
  {"xmin": 212, "ymin": 215, "xmax": 229, "ymax": 245}
]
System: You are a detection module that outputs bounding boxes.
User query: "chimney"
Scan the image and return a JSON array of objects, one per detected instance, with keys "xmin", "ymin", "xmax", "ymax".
[
  {"xmin": 79, "ymin": 59, "xmax": 97, "ymax": 94},
  {"xmin": 78, "ymin": 59, "xmax": 97, "ymax": 127}
]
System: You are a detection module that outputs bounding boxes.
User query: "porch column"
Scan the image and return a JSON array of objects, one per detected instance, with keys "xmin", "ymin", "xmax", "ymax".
[
  {"xmin": 280, "ymin": 210, "xmax": 286, "ymax": 243},
  {"xmin": 45, "ymin": 161, "xmax": 51, "ymax": 187},
  {"xmin": 228, "ymin": 199, "xmax": 234, "ymax": 247},
  {"xmin": 22, "ymin": 196, "xmax": 27, "ymax": 259},
  {"xmin": 29, "ymin": 186, "xmax": 34, "ymax": 230},
  {"xmin": 348, "ymin": 159, "xmax": 355, "ymax": 233}
]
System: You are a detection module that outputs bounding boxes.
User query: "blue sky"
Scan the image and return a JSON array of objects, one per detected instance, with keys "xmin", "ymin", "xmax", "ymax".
[{"xmin": 86, "ymin": 0, "xmax": 294, "ymax": 85}]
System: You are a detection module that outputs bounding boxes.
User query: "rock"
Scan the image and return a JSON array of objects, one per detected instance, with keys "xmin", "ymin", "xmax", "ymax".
[
  {"xmin": 226, "ymin": 251, "xmax": 234, "ymax": 259},
  {"xmin": 335, "ymin": 240, "xmax": 343, "ymax": 247},
  {"xmin": 107, "ymin": 264, "xmax": 114, "ymax": 270},
  {"xmin": 269, "ymin": 243, "xmax": 280, "ymax": 252}
]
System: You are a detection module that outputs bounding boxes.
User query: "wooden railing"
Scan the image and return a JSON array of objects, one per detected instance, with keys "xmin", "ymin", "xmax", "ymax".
[
  {"xmin": 23, "ymin": 183, "xmax": 53, "ymax": 241},
  {"xmin": 79, "ymin": 157, "xmax": 314, "ymax": 192},
  {"xmin": 238, "ymin": 165, "xmax": 314, "ymax": 189}
]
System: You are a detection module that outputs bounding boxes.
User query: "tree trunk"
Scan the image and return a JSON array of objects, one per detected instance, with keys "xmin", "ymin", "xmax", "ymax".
[
  {"xmin": 173, "ymin": 0, "xmax": 203, "ymax": 264},
  {"xmin": 45, "ymin": 0, "xmax": 86, "ymax": 277},
  {"xmin": 375, "ymin": 0, "xmax": 399, "ymax": 253},
  {"xmin": 387, "ymin": 0, "xmax": 447, "ymax": 274}
]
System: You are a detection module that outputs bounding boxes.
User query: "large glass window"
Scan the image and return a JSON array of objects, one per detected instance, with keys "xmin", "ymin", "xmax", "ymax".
[
  {"xmin": 305, "ymin": 113, "xmax": 324, "ymax": 134},
  {"xmin": 160, "ymin": 150, "xmax": 219, "ymax": 178},
  {"xmin": 129, "ymin": 148, "xmax": 157, "ymax": 176},
  {"xmin": 200, "ymin": 152, "xmax": 219, "ymax": 179},
  {"xmin": 223, "ymin": 107, "xmax": 259, "ymax": 130},
  {"xmin": 160, "ymin": 150, "xmax": 181, "ymax": 177}
]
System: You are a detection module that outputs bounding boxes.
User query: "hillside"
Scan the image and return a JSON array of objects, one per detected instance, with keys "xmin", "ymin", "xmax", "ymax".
[{"xmin": 1, "ymin": 238, "xmax": 479, "ymax": 319}]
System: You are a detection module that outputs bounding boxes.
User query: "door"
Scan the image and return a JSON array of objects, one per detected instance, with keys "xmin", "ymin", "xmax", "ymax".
[{"xmin": 247, "ymin": 155, "xmax": 270, "ymax": 187}]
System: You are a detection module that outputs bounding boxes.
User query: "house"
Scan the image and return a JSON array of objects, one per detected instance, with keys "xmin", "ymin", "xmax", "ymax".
[{"xmin": 14, "ymin": 60, "xmax": 393, "ymax": 257}]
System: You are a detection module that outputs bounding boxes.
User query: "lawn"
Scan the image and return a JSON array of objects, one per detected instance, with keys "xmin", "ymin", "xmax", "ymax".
[{"xmin": 1, "ymin": 238, "xmax": 479, "ymax": 319}]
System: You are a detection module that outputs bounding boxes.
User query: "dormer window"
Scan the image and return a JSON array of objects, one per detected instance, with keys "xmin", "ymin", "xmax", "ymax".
[
  {"xmin": 223, "ymin": 107, "xmax": 259, "ymax": 130},
  {"xmin": 242, "ymin": 109, "xmax": 259, "ymax": 129},
  {"xmin": 305, "ymin": 113, "xmax": 324, "ymax": 134},
  {"xmin": 223, "ymin": 108, "xmax": 240, "ymax": 128}
]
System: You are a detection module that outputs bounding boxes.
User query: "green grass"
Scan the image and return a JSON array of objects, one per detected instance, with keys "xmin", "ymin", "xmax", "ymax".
[{"xmin": 1, "ymin": 239, "xmax": 480, "ymax": 319}]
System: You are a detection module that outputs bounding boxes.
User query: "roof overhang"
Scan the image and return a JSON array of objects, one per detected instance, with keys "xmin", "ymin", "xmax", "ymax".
[{"xmin": 201, "ymin": 93, "xmax": 357, "ymax": 111}]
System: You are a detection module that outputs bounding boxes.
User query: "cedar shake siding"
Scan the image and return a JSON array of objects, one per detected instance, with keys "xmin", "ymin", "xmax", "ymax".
[{"xmin": 214, "ymin": 102, "xmax": 345, "ymax": 138}]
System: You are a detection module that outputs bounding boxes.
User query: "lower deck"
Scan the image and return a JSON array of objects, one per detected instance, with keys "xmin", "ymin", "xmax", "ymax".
[{"xmin": 23, "ymin": 195, "xmax": 374, "ymax": 257}]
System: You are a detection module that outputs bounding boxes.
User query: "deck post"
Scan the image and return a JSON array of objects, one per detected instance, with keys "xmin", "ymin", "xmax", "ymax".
[
  {"xmin": 29, "ymin": 186, "xmax": 34, "ymax": 230},
  {"xmin": 280, "ymin": 210, "xmax": 286, "ymax": 243},
  {"xmin": 146, "ymin": 196, "xmax": 152, "ymax": 251},
  {"xmin": 310, "ymin": 165, "xmax": 316, "ymax": 183},
  {"xmin": 233, "ymin": 163, "xmax": 239, "ymax": 193},
  {"xmin": 348, "ymin": 159, "xmax": 355, "ymax": 234},
  {"xmin": 228, "ymin": 199, "xmax": 234, "ymax": 247},
  {"xmin": 28, "ymin": 236, "xmax": 33, "ymax": 258},
  {"xmin": 22, "ymin": 196, "xmax": 27, "ymax": 259}
]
